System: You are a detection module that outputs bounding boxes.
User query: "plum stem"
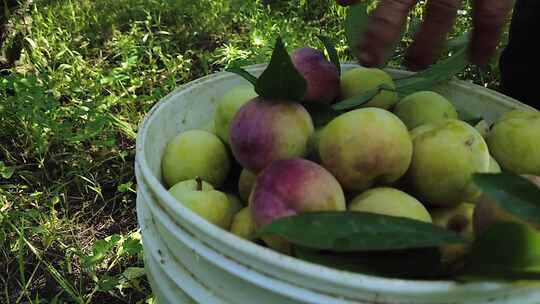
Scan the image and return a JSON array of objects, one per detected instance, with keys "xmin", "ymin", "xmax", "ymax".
[{"xmin": 196, "ymin": 177, "xmax": 203, "ymax": 191}]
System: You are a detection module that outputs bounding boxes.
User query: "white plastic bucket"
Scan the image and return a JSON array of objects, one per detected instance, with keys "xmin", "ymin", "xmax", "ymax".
[{"xmin": 135, "ymin": 63, "xmax": 540, "ymax": 303}]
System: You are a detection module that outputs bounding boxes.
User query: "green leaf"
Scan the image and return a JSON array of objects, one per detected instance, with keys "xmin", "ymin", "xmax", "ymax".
[
  {"xmin": 472, "ymin": 172, "xmax": 540, "ymax": 226},
  {"xmin": 117, "ymin": 181, "xmax": 134, "ymax": 193},
  {"xmin": 120, "ymin": 267, "xmax": 146, "ymax": 281},
  {"xmin": 0, "ymin": 161, "xmax": 15, "ymax": 179},
  {"xmin": 256, "ymin": 212, "xmax": 466, "ymax": 252},
  {"xmin": 317, "ymin": 35, "xmax": 341, "ymax": 75},
  {"xmin": 82, "ymin": 234, "xmax": 122, "ymax": 269},
  {"xmin": 97, "ymin": 275, "xmax": 120, "ymax": 292},
  {"xmin": 345, "ymin": 3, "xmax": 370, "ymax": 60},
  {"xmin": 295, "ymin": 246, "xmax": 447, "ymax": 279},
  {"xmin": 331, "ymin": 84, "xmax": 394, "ymax": 111},
  {"xmin": 117, "ymin": 267, "xmax": 146, "ymax": 293},
  {"xmin": 304, "ymin": 104, "xmax": 341, "ymax": 127},
  {"xmin": 119, "ymin": 235, "xmax": 143, "ymax": 257},
  {"xmin": 255, "ymin": 36, "xmax": 307, "ymax": 100},
  {"xmin": 458, "ymin": 222, "xmax": 540, "ymax": 281},
  {"xmin": 395, "ymin": 46, "xmax": 469, "ymax": 97},
  {"xmin": 226, "ymin": 67, "xmax": 258, "ymax": 86}
]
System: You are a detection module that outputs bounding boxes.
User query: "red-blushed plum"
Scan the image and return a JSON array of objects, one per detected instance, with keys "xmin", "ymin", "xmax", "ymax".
[
  {"xmin": 229, "ymin": 98, "xmax": 314, "ymax": 173},
  {"xmin": 291, "ymin": 47, "xmax": 340, "ymax": 104},
  {"xmin": 249, "ymin": 158, "xmax": 346, "ymax": 228}
]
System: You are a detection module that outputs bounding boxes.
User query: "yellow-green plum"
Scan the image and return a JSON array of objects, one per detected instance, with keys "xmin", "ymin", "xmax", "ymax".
[
  {"xmin": 168, "ymin": 179, "xmax": 230, "ymax": 229},
  {"xmin": 431, "ymin": 203, "xmax": 474, "ymax": 263},
  {"xmin": 467, "ymin": 222, "xmax": 540, "ymax": 275},
  {"xmin": 432, "ymin": 203, "xmax": 475, "ymax": 236},
  {"xmin": 393, "ymin": 91, "xmax": 458, "ymax": 129},
  {"xmin": 473, "ymin": 175, "xmax": 540, "ymax": 237},
  {"xmin": 407, "ymin": 119, "xmax": 490, "ymax": 207},
  {"xmin": 291, "ymin": 47, "xmax": 340, "ymax": 104},
  {"xmin": 238, "ymin": 169, "xmax": 256, "ymax": 203},
  {"xmin": 229, "ymin": 98, "xmax": 314, "ymax": 173},
  {"xmin": 223, "ymin": 194, "xmax": 244, "ymax": 230},
  {"xmin": 348, "ymin": 187, "xmax": 432, "ymax": 223},
  {"xmin": 489, "ymin": 155, "xmax": 502, "ymax": 173},
  {"xmin": 340, "ymin": 67, "xmax": 398, "ymax": 109},
  {"xmin": 162, "ymin": 130, "xmax": 230, "ymax": 188},
  {"xmin": 250, "ymin": 158, "xmax": 346, "ymax": 228},
  {"xmin": 262, "ymin": 235, "xmax": 292, "ymax": 255},
  {"xmin": 306, "ymin": 127, "xmax": 324, "ymax": 162},
  {"xmin": 230, "ymin": 207, "xmax": 257, "ymax": 240},
  {"xmin": 487, "ymin": 110, "xmax": 540, "ymax": 175},
  {"xmin": 474, "ymin": 120, "xmax": 491, "ymax": 138},
  {"xmin": 319, "ymin": 108, "xmax": 413, "ymax": 192},
  {"xmin": 214, "ymin": 85, "xmax": 258, "ymax": 144}
]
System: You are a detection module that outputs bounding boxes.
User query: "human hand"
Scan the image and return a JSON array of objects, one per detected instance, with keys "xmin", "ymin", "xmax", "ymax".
[{"xmin": 336, "ymin": 0, "xmax": 513, "ymax": 71}]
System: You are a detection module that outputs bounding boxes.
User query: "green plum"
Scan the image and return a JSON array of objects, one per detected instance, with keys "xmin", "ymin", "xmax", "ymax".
[
  {"xmin": 162, "ymin": 130, "xmax": 230, "ymax": 188},
  {"xmin": 348, "ymin": 187, "xmax": 432, "ymax": 223},
  {"xmin": 465, "ymin": 222, "xmax": 540, "ymax": 277},
  {"xmin": 340, "ymin": 67, "xmax": 398, "ymax": 109},
  {"xmin": 168, "ymin": 178, "xmax": 231, "ymax": 229},
  {"xmin": 393, "ymin": 91, "xmax": 458, "ymax": 129},
  {"xmin": 224, "ymin": 193, "xmax": 244, "ymax": 230},
  {"xmin": 238, "ymin": 169, "xmax": 256, "ymax": 203},
  {"xmin": 214, "ymin": 85, "xmax": 258, "ymax": 144},
  {"xmin": 230, "ymin": 207, "xmax": 257, "ymax": 240},
  {"xmin": 306, "ymin": 127, "xmax": 324, "ymax": 162},
  {"xmin": 489, "ymin": 155, "xmax": 502, "ymax": 173},
  {"xmin": 431, "ymin": 203, "xmax": 475, "ymax": 263},
  {"xmin": 474, "ymin": 120, "xmax": 491, "ymax": 138},
  {"xmin": 487, "ymin": 110, "xmax": 540, "ymax": 175},
  {"xmin": 319, "ymin": 108, "xmax": 413, "ymax": 192},
  {"xmin": 407, "ymin": 119, "xmax": 490, "ymax": 207}
]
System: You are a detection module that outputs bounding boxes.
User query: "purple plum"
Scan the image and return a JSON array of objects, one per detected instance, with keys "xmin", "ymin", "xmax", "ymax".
[
  {"xmin": 249, "ymin": 158, "xmax": 346, "ymax": 228},
  {"xmin": 229, "ymin": 98, "xmax": 314, "ymax": 173},
  {"xmin": 291, "ymin": 47, "xmax": 340, "ymax": 104}
]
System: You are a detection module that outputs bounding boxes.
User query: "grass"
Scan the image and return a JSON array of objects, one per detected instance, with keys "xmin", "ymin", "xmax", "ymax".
[{"xmin": 0, "ymin": 0, "xmax": 509, "ymax": 302}]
